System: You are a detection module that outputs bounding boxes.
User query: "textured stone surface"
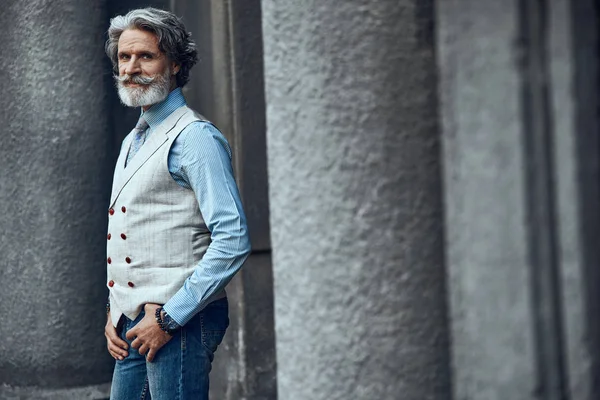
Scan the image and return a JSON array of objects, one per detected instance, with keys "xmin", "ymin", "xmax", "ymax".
[
  {"xmin": 0, "ymin": 383, "xmax": 110, "ymax": 400},
  {"xmin": 228, "ymin": 0, "xmax": 271, "ymax": 253},
  {"xmin": 436, "ymin": 2, "xmax": 538, "ymax": 399},
  {"xmin": 263, "ymin": 1, "xmax": 450, "ymax": 399},
  {"xmin": 211, "ymin": 253, "xmax": 276, "ymax": 400},
  {"xmin": 239, "ymin": 253, "xmax": 277, "ymax": 398},
  {"xmin": 0, "ymin": 0, "xmax": 114, "ymax": 388},
  {"xmin": 437, "ymin": 0, "xmax": 600, "ymax": 399},
  {"xmin": 549, "ymin": 0, "xmax": 600, "ymax": 399}
]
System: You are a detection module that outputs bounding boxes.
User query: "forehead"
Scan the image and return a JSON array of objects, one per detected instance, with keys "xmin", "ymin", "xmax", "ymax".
[{"xmin": 118, "ymin": 29, "xmax": 160, "ymax": 53}]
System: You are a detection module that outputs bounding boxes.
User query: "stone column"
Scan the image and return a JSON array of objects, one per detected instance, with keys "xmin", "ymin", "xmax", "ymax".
[
  {"xmin": 437, "ymin": 0, "xmax": 600, "ymax": 399},
  {"xmin": 0, "ymin": 0, "xmax": 113, "ymax": 398},
  {"xmin": 262, "ymin": 1, "xmax": 451, "ymax": 399}
]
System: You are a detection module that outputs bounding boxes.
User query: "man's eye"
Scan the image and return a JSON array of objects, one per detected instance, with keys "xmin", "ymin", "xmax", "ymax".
[
  {"xmin": 142, "ymin": 54, "xmax": 152, "ymax": 59},
  {"xmin": 118, "ymin": 54, "xmax": 130, "ymax": 60}
]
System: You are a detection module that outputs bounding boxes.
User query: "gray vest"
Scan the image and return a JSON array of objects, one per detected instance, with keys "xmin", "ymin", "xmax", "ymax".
[{"xmin": 107, "ymin": 106, "xmax": 224, "ymax": 327}]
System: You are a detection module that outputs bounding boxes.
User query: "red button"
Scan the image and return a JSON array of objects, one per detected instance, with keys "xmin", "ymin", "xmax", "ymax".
[
  {"xmin": 120, "ymin": 233, "xmax": 127, "ymax": 240},
  {"xmin": 108, "ymin": 280, "xmax": 114, "ymax": 287},
  {"xmin": 107, "ymin": 233, "xmax": 111, "ymax": 240},
  {"xmin": 109, "ymin": 208, "xmax": 115, "ymax": 215},
  {"xmin": 121, "ymin": 206, "xmax": 127, "ymax": 213},
  {"xmin": 125, "ymin": 257, "xmax": 131, "ymax": 264},
  {"xmin": 107, "ymin": 257, "xmax": 112, "ymax": 264},
  {"xmin": 128, "ymin": 281, "xmax": 135, "ymax": 287}
]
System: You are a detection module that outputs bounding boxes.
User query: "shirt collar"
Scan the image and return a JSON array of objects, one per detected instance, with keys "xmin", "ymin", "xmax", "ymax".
[{"xmin": 141, "ymin": 87, "xmax": 187, "ymax": 130}]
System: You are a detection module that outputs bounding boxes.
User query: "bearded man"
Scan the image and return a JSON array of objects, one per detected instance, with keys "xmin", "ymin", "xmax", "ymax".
[{"xmin": 103, "ymin": 8, "xmax": 251, "ymax": 399}]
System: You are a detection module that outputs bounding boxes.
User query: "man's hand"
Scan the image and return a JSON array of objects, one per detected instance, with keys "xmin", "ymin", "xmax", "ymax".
[
  {"xmin": 105, "ymin": 313, "xmax": 129, "ymax": 361},
  {"xmin": 126, "ymin": 303, "xmax": 172, "ymax": 362}
]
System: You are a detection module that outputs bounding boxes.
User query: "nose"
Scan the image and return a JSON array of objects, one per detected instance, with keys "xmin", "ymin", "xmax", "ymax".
[{"xmin": 123, "ymin": 56, "xmax": 141, "ymax": 76}]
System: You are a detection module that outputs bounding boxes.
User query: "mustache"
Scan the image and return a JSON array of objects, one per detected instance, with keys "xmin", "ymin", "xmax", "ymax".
[{"xmin": 114, "ymin": 74, "xmax": 156, "ymax": 85}]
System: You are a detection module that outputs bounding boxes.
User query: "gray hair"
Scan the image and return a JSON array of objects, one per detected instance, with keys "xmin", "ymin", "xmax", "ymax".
[{"xmin": 105, "ymin": 7, "xmax": 198, "ymax": 87}]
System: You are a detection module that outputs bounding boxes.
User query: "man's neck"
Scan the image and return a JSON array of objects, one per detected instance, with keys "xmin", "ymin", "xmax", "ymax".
[{"xmin": 142, "ymin": 81, "xmax": 179, "ymax": 112}]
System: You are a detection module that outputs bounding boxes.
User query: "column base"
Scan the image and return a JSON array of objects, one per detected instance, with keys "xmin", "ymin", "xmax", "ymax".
[{"xmin": 0, "ymin": 382, "xmax": 111, "ymax": 400}]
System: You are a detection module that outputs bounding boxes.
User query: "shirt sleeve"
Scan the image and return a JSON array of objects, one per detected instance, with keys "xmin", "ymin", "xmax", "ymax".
[{"xmin": 163, "ymin": 121, "xmax": 251, "ymax": 326}]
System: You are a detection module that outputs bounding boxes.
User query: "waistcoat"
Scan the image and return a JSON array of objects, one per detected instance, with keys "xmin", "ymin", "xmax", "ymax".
[{"xmin": 106, "ymin": 106, "xmax": 223, "ymax": 327}]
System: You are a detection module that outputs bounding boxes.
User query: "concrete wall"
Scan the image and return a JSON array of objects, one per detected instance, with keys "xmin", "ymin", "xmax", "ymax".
[
  {"xmin": 0, "ymin": 0, "xmax": 114, "ymax": 396},
  {"xmin": 436, "ymin": 2, "xmax": 538, "ymax": 397},
  {"xmin": 262, "ymin": 1, "xmax": 451, "ymax": 399},
  {"xmin": 550, "ymin": 0, "xmax": 600, "ymax": 398},
  {"xmin": 437, "ymin": 0, "xmax": 600, "ymax": 399}
]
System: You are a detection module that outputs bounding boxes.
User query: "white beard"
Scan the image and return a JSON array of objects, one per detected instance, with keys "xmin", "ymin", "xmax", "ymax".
[{"xmin": 116, "ymin": 69, "xmax": 172, "ymax": 108}]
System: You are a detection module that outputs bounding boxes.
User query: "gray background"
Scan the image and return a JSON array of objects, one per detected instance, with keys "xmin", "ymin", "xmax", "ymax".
[{"xmin": 0, "ymin": 0, "xmax": 598, "ymax": 399}]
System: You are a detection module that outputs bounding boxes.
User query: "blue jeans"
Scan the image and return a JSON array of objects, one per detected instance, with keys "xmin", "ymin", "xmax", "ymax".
[{"xmin": 110, "ymin": 298, "xmax": 229, "ymax": 400}]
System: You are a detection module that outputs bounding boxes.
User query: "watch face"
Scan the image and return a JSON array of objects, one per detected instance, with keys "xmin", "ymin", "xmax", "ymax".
[
  {"xmin": 163, "ymin": 314, "xmax": 181, "ymax": 333},
  {"xmin": 165, "ymin": 322, "xmax": 179, "ymax": 335}
]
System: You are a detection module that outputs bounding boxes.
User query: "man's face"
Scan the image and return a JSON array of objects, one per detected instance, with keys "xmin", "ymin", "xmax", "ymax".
[{"xmin": 115, "ymin": 29, "xmax": 179, "ymax": 108}]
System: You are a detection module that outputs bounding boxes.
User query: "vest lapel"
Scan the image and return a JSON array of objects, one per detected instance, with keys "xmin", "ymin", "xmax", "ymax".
[
  {"xmin": 110, "ymin": 133, "xmax": 133, "ymax": 202},
  {"xmin": 110, "ymin": 106, "xmax": 190, "ymax": 206}
]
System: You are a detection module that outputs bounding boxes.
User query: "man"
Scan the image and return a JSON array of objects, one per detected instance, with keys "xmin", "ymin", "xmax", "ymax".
[{"xmin": 103, "ymin": 8, "xmax": 251, "ymax": 399}]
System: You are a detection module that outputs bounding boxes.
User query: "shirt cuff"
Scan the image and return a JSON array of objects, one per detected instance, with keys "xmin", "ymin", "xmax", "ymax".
[{"xmin": 163, "ymin": 290, "xmax": 203, "ymax": 326}]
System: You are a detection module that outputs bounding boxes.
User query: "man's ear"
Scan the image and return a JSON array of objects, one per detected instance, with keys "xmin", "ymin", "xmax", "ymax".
[{"xmin": 172, "ymin": 63, "xmax": 180, "ymax": 75}]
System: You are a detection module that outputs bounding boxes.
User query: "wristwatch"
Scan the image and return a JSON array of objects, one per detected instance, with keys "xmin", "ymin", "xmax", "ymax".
[{"xmin": 155, "ymin": 307, "xmax": 181, "ymax": 335}]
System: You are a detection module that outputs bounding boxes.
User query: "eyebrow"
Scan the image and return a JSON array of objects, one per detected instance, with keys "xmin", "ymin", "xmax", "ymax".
[{"xmin": 117, "ymin": 50, "xmax": 160, "ymax": 57}]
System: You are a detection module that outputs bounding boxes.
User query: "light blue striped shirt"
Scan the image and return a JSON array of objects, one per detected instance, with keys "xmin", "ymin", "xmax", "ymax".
[{"xmin": 135, "ymin": 88, "xmax": 251, "ymax": 326}]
